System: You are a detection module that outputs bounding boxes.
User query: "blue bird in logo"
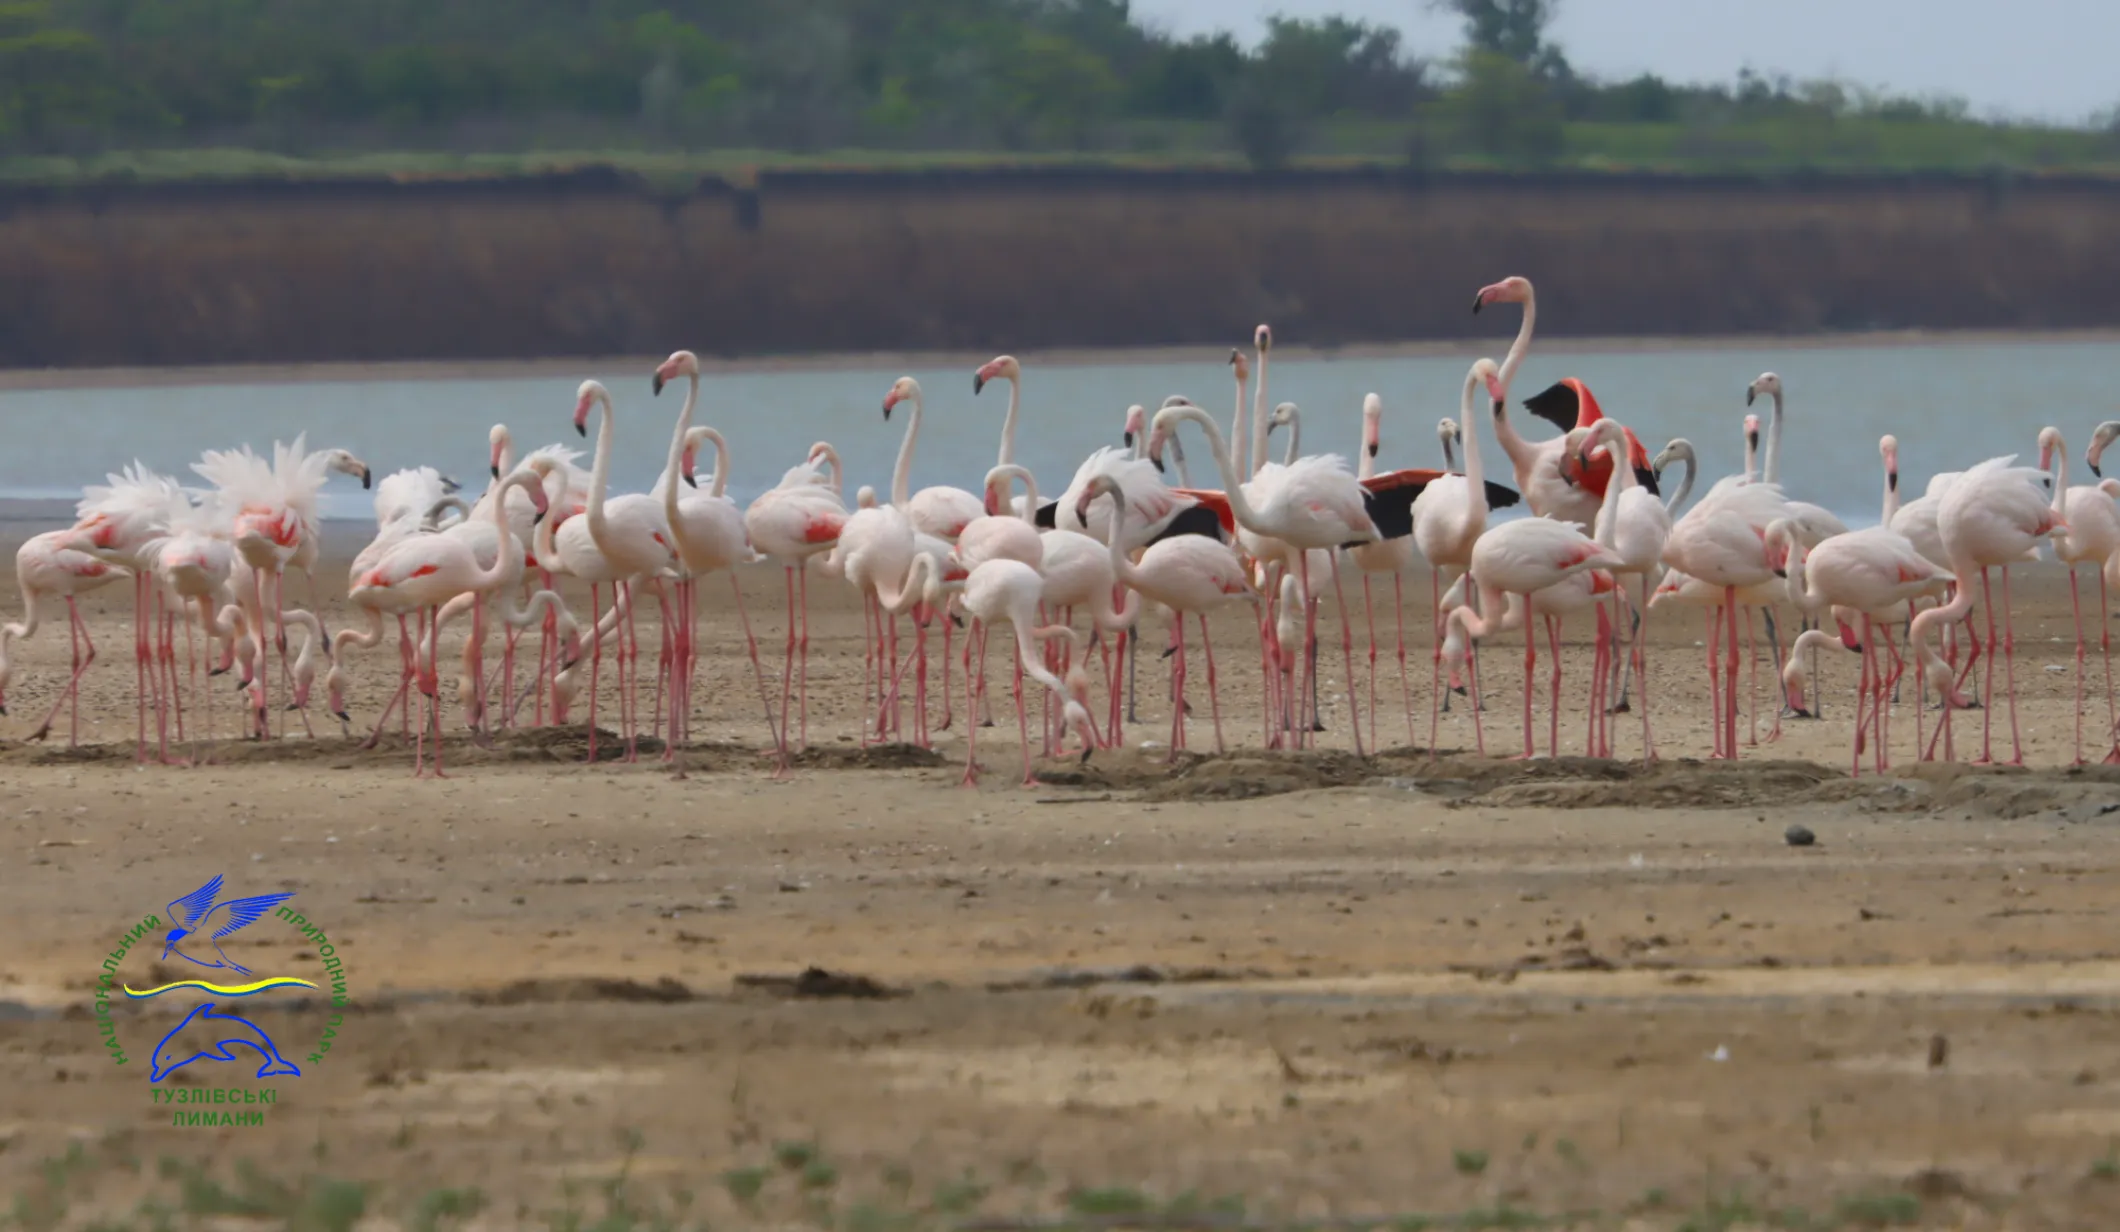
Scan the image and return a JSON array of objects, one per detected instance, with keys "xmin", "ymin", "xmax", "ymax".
[{"xmin": 161, "ymin": 875, "xmax": 295, "ymax": 978}]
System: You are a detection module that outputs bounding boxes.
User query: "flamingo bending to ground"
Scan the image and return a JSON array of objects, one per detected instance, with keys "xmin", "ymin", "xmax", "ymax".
[
  {"xmin": 1413, "ymin": 360, "xmax": 1508, "ymax": 749},
  {"xmin": 1567, "ymin": 418, "xmax": 1673, "ymax": 762},
  {"xmin": 925, "ymin": 555, "xmax": 1098, "ymax": 787}
]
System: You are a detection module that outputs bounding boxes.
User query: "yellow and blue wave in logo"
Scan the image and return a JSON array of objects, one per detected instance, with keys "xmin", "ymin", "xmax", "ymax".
[{"xmin": 123, "ymin": 977, "xmax": 317, "ymax": 1000}]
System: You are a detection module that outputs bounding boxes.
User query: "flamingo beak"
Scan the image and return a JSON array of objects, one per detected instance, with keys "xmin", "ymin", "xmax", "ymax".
[
  {"xmin": 1745, "ymin": 386, "xmax": 1758, "ymax": 407},
  {"xmin": 882, "ymin": 394, "xmax": 898, "ymax": 419},
  {"xmin": 1123, "ymin": 431, "xmax": 1134, "ymax": 448},
  {"xmin": 1470, "ymin": 291, "xmax": 1486, "ymax": 314},
  {"xmin": 652, "ymin": 373, "xmax": 666, "ymax": 396},
  {"xmin": 973, "ymin": 373, "xmax": 987, "ymax": 395},
  {"xmin": 1366, "ymin": 442, "xmax": 1378, "ymax": 459}
]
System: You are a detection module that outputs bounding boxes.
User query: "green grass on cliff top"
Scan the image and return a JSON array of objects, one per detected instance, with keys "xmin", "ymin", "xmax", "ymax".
[{"xmin": 4, "ymin": 116, "xmax": 2118, "ymax": 186}]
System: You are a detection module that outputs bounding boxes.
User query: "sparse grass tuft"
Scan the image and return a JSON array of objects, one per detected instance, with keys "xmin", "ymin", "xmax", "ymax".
[
  {"xmin": 1453, "ymin": 1148, "xmax": 1490, "ymax": 1176},
  {"xmin": 1834, "ymin": 1191, "xmax": 1922, "ymax": 1227}
]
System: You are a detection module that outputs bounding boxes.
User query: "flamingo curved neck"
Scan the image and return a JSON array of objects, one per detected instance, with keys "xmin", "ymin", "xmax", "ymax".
[
  {"xmin": 1589, "ymin": 420, "xmax": 1629, "ymax": 547},
  {"xmin": 1460, "ymin": 370, "xmax": 1489, "ymax": 522},
  {"xmin": 1231, "ymin": 368, "xmax": 1250, "ymax": 480},
  {"xmin": 661, "ymin": 374, "xmax": 700, "ymax": 514},
  {"xmin": 1092, "ymin": 488, "xmax": 1145, "ymax": 627},
  {"xmin": 1663, "ymin": 449, "xmax": 1697, "ymax": 514},
  {"xmin": 892, "ymin": 389, "xmax": 922, "ymax": 508},
  {"xmin": 1002, "ymin": 466, "xmax": 1040, "ymax": 525},
  {"xmin": 1155, "ymin": 405, "xmax": 1265, "ymax": 534}
]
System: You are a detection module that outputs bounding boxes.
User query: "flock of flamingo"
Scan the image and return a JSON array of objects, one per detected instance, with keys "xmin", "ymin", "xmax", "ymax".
[{"xmin": 4, "ymin": 274, "xmax": 2118, "ymax": 784}]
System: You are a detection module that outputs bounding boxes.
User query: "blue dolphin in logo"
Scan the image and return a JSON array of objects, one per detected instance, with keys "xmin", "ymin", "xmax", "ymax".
[{"xmin": 150, "ymin": 1002, "xmax": 304, "ymax": 1083}]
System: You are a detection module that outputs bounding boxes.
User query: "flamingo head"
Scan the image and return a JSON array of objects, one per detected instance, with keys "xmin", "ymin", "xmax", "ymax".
[
  {"xmin": 2038, "ymin": 425, "xmax": 2064, "ymax": 474},
  {"xmin": 1077, "ymin": 474, "xmax": 1121, "ymax": 525},
  {"xmin": 972, "ymin": 355, "xmax": 1018, "ymax": 395},
  {"xmin": 680, "ymin": 439, "xmax": 700, "ymax": 489},
  {"xmin": 1472, "ymin": 276, "xmax": 1531, "ymax": 314},
  {"xmin": 1122, "ymin": 404, "xmax": 1147, "ymax": 450},
  {"xmin": 1880, "ymin": 434, "xmax": 1900, "ymax": 495},
  {"xmin": 519, "ymin": 470, "xmax": 552, "ymax": 521},
  {"xmin": 1468, "ymin": 356, "xmax": 1505, "ymax": 407},
  {"xmin": 1228, "ymin": 348, "xmax": 1250, "ymax": 383},
  {"xmin": 1361, "ymin": 393, "xmax": 1382, "ymax": 459},
  {"xmin": 856, "ymin": 484, "xmax": 878, "ymax": 509},
  {"xmin": 1268, "ymin": 401, "xmax": 1298, "ymax": 438},
  {"xmin": 1437, "ymin": 417, "xmax": 1460, "ymax": 447},
  {"xmin": 1762, "ymin": 519, "xmax": 1799, "ymax": 577},
  {"xmin": 882, "ymin": 376, "xmax": 918, "ymax": 420},
  {"xmin": 325, "ymin": 449, "xmax": 373, "ymax": 490},
  {"xmin": 572, "ymin": 380, "xmax": 606, "ymax": 438},
  {"xmin": 653, "ymin": 350, "xmax": 699, "ymax": 397},
  {"xmin": 1746, "ymin": 372, "xmax": 1782, "ymax": 407},
  {"xmin": 1744, "ymin": 414, "xmax": 1761, "ymax": 459},
  {"xmin": 1254, "ymin": 324, "xmax": 1272, "ymax": 352},
  {"xmin": 488, "ymin": 423, "xmax": 510, "ymax": 478},
  {"xmin": 2087, "ymin": 420, "xmax": 2120, "ymax": 477}
]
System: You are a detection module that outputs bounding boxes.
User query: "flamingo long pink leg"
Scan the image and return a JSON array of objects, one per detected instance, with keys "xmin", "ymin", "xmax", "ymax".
[
  {"xmin": 1198, "ymin": 613, "xmax": 1226, "ymax": 754},
  {"xmin": 2071, "ymin": 567, "xmax": 2088, "ymax": 764},
  {"xmin": 1392, "ymin": 573, "xmax": 1413, "ymax": 749},
  {"xmin": 1326, "ymin": 555, "xmax": 1366, "ymax": 758},
  {"xmin": 959, "ymin": 625, "xmax": 981, "ymax": 788},
  {"xmin": 2103, "ymin": 571, "xmax": 2120, "ymax": 763},
  {"xmin": 1427, "ymin": 566, "xmax": 1444, "ymax": 753},
  {"xmin": 1516, "ymin": 601, "xmax": 1536, "ymax": 760},
  {"xmin": 1977, "ymin": 568, "xmax": 2000, "ymax": 763},
  {"xmin": 797, "ymin": 565, "xmax": 813, "ymax": 747},
  {"xmin": 777, "ymin": 566, "xmax": 799, "ymax": 753},
  {"xmin": 1704, "ymin": 609, "xmax": 1721, "ymax": 759},
  {"xmin": 1545, "ymin": 613, "xmax": 1563, "ymax": 758},
  {"xmin": 1361, "ymin": 574, "xmax": 1379, "ymax": 751},
  {"xmin": 2001, "ymin": 565, "xmax": 2024, "ymax": 765},
  {"xmin": 586, "ymin": 585, "xmax": 603, "ymax": 761}
]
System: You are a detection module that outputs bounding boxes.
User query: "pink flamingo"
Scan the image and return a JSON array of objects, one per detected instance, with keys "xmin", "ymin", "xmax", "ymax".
[
  {"xmin": 745, "ymin": 442, "xmax": 848, "ymax": 754},
  {"xmin": 348, "ymin": 466, "xmax": 549, "ymax": 776},
  {"xmin": 1148, "ymin": 402, "xmax": 1383, "ymax": 757},
  {"xmin": 1080, "ymin": 475, "xmax": 1263, "ymax": 760},
  {"xmin": 68, "ymin": 463, "xmax": 193, "ymax": 758},
  {"xmin": 1660, "ymin": 479, "xmax": 1794, "ymax": 759},
  {"xmin": 1413, "ymin": 360, "xmax": 1508, "ymax": 747},
  {"xmin": 652, "ymin": 350, "xmax": 779, "ymax": 768},
  {"xmin": 1440, "ymin": 516, "xmax": 1622, "ymax": 759},
  {"xmin": 0, "ymin": 532, "xmax": 124, "ymax": 744},
  {"xmin": 1566, "ymin": 418, "xmax": 1673, "ymax": 763},
  {"xmin": 922, "ymin": 554, "xmax": 1099, "ymax": 788},
  {"xmin": 1911, "ymin": 439, "xmax": 2068, "ymax": 765},
  {"xmin": 567, "ymin": 379, "xmax": 680, "ymax": 762},
  {"xmin": 2049, "ymin": 422, "xmax": 2120, "ymax": 764},
  {"xmin": 1767, "ymin": 515, "xmax": 1950, "ymax": 776}
]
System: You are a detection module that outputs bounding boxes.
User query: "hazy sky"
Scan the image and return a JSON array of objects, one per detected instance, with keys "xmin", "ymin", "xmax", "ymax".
[{"xmin": 1132, "ymin": 0, "xmax": 2120, "ymax": 123}]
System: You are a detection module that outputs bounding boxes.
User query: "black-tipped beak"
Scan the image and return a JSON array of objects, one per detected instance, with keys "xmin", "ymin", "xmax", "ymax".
[
  {"xmin": 2094, "ymin": 461, "xmax": 2105, "ymax": 478},
  {"xmin": 361, "ymin": 468, "xmax": 373, "ymax": 490},
  {"xmin": 1149, "ymin": 454, "xmax": 1164, "ymax": 474},
  {"xmin": 1123, "ymin": 431, "xmax": 1135, "ymax": 448},
  {"xmin": 1773, "ymin": 567, "xmax": 1787, "ymax": 579},
  {"xmin": 442, "ymin": 475, "xmax": 461, "ymax": 493},
  {"xmin": 683, "ymin": 472, "xmax": 697, "ymax": 488},
  {"xmin": 1080, "ymin": 746, "xmax": 1092, "ymax": 765},
  {"xmin": 1366, "ymin": 443, "xmax": 1378, "ymax": 458},
  {"xmin": 490, "ymin": 464, "xmax": 501, "ymax": 479},
  {"xmin": 882, "ymin": 402, "xmax": 894, "ymax": 421},
  {"xmin": 575, "ymin": 422, "xmax": 587, "ymax": 438},
  {"xmin": 1471, "ymin": 294, "xmax": 1485, "ymax": 315},
  {"xmin": 973, "ymin": 374, "xmax": 987, "ymax": 395},
  {"xmin": 1491, "ymin": 398, "xmax": 1503, "ymax": 414},
  {"xmin": 533, "ymin": 508, "xmax": 547, "ymax": 525},
  {"xmin": 332, "ymin": 710, "xmax": 350, "ymax": 723},
  {"xmin": 1745, "ymin": 387, "xmax": 1758, "ymax": 406},
  {"xmin": 652, "ymin": 373, "xmax": 666, "ymax": 396}
]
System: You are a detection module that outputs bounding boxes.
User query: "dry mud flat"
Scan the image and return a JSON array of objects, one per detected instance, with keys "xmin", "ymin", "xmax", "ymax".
[{"xmin": 4, "ymin": 750, "xmax": 2120, "ymax": 1230}]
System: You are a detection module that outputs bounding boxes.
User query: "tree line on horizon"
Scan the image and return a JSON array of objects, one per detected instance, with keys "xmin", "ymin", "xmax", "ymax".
[{"xmin": 1, "ymin": 0, "xmax": 2112, "ymax": 172}]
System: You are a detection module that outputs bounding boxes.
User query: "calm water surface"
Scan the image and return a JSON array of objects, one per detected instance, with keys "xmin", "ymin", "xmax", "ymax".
[{"xmin": 4, "ymin": 338, "xmax": 2113, "ymax": 526}]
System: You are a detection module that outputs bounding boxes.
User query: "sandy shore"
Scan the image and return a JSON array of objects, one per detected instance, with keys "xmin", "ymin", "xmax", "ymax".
[
  {"xmin": 5, "ymin": 525, "xmax": 2120, "ymax": 1226},
  {"xmin": 5, "ymin": 326, "xmax": 2117, "ymax": 392}
]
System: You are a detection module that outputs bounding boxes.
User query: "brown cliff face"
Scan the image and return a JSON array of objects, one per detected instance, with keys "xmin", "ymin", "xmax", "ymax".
[{"xmin": 1, "ymin": 166, "xmax": 2114, "ymax": 369}]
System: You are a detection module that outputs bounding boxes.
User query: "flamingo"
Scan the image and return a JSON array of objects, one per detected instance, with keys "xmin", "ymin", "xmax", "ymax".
[
  {"xmin": 69, "ymin": 463, "xmax": 191, "ymax": 759},
  {"xmin": 652, "ymin": 350, "xmax": 779, "ymax": 769},
  {"xmin": 1080, "ymin": 475, "xmax": 1262, "ymax": 759},
  {"xmin": 566, "ymin": 379, "xmax": 680, "ymax": 762},
  {"xmin": 1566, "ymin": 417, "xmax": 1673, "ymax": 762},
  {"xmin": 745, "ymin": 441, "xmax": 848, "ymax": 754},
  {"xmin": 1661, "ymin": 478, "xmax": 1795, "ymax": 759},
  {"xmin": 193, "ymin": 435, "xmax": 368, "ymax": 739},
  {"xmin": 0, "ymin": 532, "xmax": 124, "ymax": 745},
  {"xmin": 1413, "ymin": 359, "xmax": 1508, "ymax": 749},
  {"xmin": 1474, "ymin": 276, "xmax": 1655, "ymax": 527},
  {"xmin": 2047, "ymin": 426, "xmax": 2120, "ymax": 764},
  {"xmin": 881, "ymin": 377, "xmax": 984, "ymax": 542},
  {"xmin": 921, "ymin": 554, "xmax": 1099, "ymax": 788},
  {"xmin": 349, "ymin": 465, "xmax": 550, "ymax": 776},
  {"xmin": 1440, "ymin": 507, "xmax": 1622, "ymax": 759},
  {"xmin": 1766, "ymin": 514, "xmax": 1951, "ymax": 776},
  {"xmin": 1148, "ymin": 402, "xmax": 1387, "ymax": 757},
  {"xmin": 1910, "ymin": 432, "xmax": 2068, "ymax": 765}
]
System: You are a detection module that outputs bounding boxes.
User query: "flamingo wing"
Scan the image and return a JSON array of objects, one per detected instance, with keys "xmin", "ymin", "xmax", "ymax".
[
  {"xmin": 1521, "ymin": 378, "xmax": 1602, "ymax": 434},
  {"xmin": 1169, "ymin": 489, "xmax": 1237, "ymax": 538}
]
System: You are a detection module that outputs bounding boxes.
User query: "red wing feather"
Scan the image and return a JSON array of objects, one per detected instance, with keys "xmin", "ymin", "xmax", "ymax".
[
  {"xmin": 1360, "ymin": 468, "xmax": 1447, "ymax": 492},
  {"xmin": 1171, "ymin": 489, "xmax": 1236, "ymax": 536}
]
